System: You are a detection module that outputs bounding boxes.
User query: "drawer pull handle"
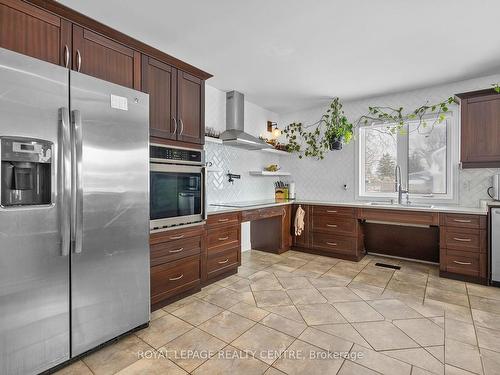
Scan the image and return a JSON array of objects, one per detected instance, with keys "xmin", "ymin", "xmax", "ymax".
[
  {"xmin": 326, "ymin": 224, "xmax": 338, "ymax": 228},
  {"xmin": 170, "ymin": 235, "xmax": 184, "ymax": 240},
  {"xmin": 453, "ymin": 219, "xmax": 472, "ymax": 223},
  {"xmin": 327, "ymin": 210, "xmax": 338, "ymax": 213},
  {"xmin": 169, "ymin": 247, "xmax": 184, "ymax": 253},
  {"xmin": 218, "ymin": 258, "xmax": 229, "ymax": 264},
  {"xmin": 453, "ymin": 237, "xmax": 472, "ymax": 242},
  {"xmin": 326, "ymin": 242, "xmax": 338, "ymax": 246},
  {"xmin": 218, "ymin": 218, "xmax": 229, "ymax": 222},
  {"xmin": 453, "ymin": 261, "xmax": 472, "ymax": 265},
  {"xmin": 169, "ymin": 274, "xmax": 184, "ymax": 281},
  {"xmin": 218, "ymin": 236, "xmax": 229, "ymax": 241}
]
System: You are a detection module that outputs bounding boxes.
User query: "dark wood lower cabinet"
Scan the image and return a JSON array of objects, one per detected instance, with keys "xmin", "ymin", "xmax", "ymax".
[{"xmin": 150, "ymin": 225, "xmax": 204, "ymax": 311}]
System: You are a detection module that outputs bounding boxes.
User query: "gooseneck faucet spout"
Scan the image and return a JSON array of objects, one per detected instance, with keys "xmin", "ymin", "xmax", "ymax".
[{"xmin": 394, "ymin": 165, "xmax": 407, "ymax": 204}]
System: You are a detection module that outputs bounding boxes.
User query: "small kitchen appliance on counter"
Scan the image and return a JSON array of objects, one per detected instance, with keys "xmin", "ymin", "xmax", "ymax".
[{"xmin": 488, "ymin": 174, "xmax": 500, "ymax": 201}]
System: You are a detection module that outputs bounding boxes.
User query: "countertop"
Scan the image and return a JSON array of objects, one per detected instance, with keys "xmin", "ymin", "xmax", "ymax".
[{"xmin": 208, "ymin": 199, "xmax": 490, "ymax": 216}]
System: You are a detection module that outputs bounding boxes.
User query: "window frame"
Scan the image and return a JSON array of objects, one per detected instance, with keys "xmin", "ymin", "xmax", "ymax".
[{"xmin": 355, "ymin": 113, "xmax": 459, "ymax": 204}]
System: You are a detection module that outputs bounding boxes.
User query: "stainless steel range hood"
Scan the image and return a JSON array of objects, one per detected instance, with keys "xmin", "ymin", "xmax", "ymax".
[{"xmin": 220, "ymin": 91, "xmax": 272, "ymax": 150}]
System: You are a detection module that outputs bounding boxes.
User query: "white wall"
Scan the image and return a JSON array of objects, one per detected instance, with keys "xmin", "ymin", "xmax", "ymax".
[
  {"xmin": 204, "ymin": 85, "xmax": 283, "ymax": 251},
  {"xmin": 279, "ymin": 73, "xmax": 500, "ymax": 208}
]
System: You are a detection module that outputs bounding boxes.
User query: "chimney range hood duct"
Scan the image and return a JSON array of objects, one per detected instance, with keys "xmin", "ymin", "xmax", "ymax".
[{"xmin": 219, "ymin": 91, "xmax": 272, "ymax": 150}]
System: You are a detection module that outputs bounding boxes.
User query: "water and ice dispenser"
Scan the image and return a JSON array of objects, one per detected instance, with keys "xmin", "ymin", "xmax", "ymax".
[{"xmin": 0, "ymin": 137, "xmax": 53, "ymax": 207}]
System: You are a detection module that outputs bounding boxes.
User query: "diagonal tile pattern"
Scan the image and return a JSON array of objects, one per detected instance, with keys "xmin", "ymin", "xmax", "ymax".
[{"xmin": 55, "ymin": 250, "xmax": 500, "ymax": 375}]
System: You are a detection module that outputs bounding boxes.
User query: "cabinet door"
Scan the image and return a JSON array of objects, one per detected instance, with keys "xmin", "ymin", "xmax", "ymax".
[
  {"xmin": 0, "ymin": 0, "xmax": 70, "ymax": 66},
  {"xmin": 142, "ymin": 56, "xmax": 177, "ymax": 140},
  {"xmin": 177, "ymin": 70, "xmax": 204, "ymax": 144},
  {"xmin": 461, "ymin": 94, "xmax": 500, "ymax": 167},
  {"xmin": 72, "ymin": 25, "xmax": 140, "ymax": 89}
]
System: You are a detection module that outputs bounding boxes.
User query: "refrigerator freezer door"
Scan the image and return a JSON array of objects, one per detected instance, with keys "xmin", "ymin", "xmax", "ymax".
[
  {"xmin": 69, "ymin": 71, "xmax": 150, "ymax": 356},
  {"xmin": 0, "ymin": 48, "xmax": 70, "ymax": 374},
  {"xmin": 492, "ymin": 208, "xmax": 500, "ymax": 283}
]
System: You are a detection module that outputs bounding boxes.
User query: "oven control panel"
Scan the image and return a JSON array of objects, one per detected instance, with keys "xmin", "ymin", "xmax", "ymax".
[{"xmin": 150, "ymin": 144, "xmax": 204, "ymax": 165}]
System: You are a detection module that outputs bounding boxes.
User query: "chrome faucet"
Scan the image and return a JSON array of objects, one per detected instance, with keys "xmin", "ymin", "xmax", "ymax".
[{"xmin": 394, "ymin": 165, "xmax": 408, "ymax": 205}]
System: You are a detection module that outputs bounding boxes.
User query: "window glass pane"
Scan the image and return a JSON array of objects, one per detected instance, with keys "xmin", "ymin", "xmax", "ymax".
[
  {"xmin": 362, "ymin": 126, "xmax": 397, "ymax": 193},
  {"xmin": 408, "ymin": 121, "xmax": 447, "ymax": 194}
]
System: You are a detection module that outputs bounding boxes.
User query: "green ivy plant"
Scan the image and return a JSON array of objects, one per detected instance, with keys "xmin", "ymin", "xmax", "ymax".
[
  {"xmin": 492, "ymin": 83, "xmax": 500, "ymax": 93},
  {"xmin": 356, "ymin": 96, "xmax": 458, "ymax": 135},
  {"xmin": 282, "ymin": 97, "xmax": 353, "ymax": 159}
]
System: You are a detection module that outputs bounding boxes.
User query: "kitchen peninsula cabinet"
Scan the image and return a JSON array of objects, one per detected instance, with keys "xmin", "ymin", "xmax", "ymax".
[{"xmin": 457, "ymin": 89, "xmax": 500, "ymax": 168}]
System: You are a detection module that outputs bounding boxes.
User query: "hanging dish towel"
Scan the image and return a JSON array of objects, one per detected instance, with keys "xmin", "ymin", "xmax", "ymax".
[{"xmin": 294, "ymin": 205, "xmax": 305, "ymax": 236}]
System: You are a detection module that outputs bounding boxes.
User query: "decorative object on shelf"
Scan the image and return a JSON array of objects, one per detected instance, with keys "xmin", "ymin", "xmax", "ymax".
[
  {"xmin": 227, "ymin": 171, "xmax": 241, "ymax": 184},
  {"xmin": 249, "ymin": 171, "xmax": 291, "ymax": 176},
  {"xmin": 275, "ymin": 180, "xmax": 289, "ymax": 200},
  {"xmin": 283, "ymin": 97, "xmax": 353, "ymax": 159},
  {"xmin": 205, "ymin": 127, "xmax": 221, "ymax": 138},
  {"xmin": 264, "ymin": 164, "xmax": 280, "ymax": 172},
  {"xmin": 267, "ymin": 121, "xmax": 281, "ymax": 138}
]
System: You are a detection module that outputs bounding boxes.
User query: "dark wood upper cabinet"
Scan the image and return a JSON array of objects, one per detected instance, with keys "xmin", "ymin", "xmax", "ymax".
[
  {"xmin": 72, "ymin": 25, "xmax": 141, "ymax": 90},
  {"xmin": 177, "ymin": 71, "xmax": 204, "ymax": 145},
  {"xmin": 0, "ymin": 0, "xmax": 70, "ymax": 66},
  {"xmin": 142, "ymin": 56, "xmax": 177, "ymax": 140},
  {"xmin": 457, "ymin": 89, "xmax": 500, "ymax": 168}
]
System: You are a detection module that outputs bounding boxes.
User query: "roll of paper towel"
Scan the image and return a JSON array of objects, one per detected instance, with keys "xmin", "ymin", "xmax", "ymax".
[{"xmin": 289, "ymin": 182, "xmax": 296, "ymax": 199}]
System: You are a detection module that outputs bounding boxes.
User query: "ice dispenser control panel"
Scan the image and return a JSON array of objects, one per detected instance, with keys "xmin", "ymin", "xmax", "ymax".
[{"xmin": 1, "ymin": 137, "xmax": 53, "ymax": 207}]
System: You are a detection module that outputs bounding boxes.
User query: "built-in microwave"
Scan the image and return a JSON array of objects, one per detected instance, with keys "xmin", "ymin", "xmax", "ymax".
[{"xmin": 149, "ymin": 144, "xmax": 206, "ymax": 230}]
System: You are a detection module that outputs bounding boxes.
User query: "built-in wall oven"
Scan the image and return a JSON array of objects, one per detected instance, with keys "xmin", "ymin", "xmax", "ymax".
[{"xmin": 150, "ymin": 143, "xmax": 206, "ymax": 230}]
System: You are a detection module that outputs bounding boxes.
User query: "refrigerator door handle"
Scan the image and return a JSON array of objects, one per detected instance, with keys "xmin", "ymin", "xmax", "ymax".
[
  {"xmin": 59, "ymin": 107, "xmax": 71, "ymax": 256},
  {"xmin": 71, "ymin": 109, "xmax": 84, "ymax": 254}
]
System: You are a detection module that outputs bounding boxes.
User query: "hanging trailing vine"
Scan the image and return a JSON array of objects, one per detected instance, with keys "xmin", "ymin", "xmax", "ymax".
[
  {"xmin": 283, "ymin": 96, "xmax": 458, "ymax": 159},
  {"xmin": 282, "ymin": 98, "xmax": 353, "ymax": 159}
]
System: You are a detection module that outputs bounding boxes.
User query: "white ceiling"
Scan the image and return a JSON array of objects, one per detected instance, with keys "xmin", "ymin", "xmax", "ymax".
[{"xmin": 59, "ymin": 0, "xmax": 500, "ymax": 114}]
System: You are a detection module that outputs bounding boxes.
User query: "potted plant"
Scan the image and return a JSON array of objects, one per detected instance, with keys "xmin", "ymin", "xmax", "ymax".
[
  {"xmin": 322, "ymin": 97, "xmax": 353, "ymax": 150},
  {"xmin": 282, "ymin": 97, "xmax": 354, "ymax": 158}
]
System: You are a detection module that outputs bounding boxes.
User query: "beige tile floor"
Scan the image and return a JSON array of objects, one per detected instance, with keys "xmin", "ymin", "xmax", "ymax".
[{"xmin": 57, "ymin": 250, "xmax": 500, "ymax": 375}]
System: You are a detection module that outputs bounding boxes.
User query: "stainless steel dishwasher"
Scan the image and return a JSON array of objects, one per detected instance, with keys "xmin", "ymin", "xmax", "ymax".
[{"xmin": 491, "ymin": 207, "xmax": 500, "ymax": 286}]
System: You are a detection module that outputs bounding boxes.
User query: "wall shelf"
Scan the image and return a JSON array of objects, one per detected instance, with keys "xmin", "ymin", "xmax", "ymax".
[
  {"xmin": 261, "ymin": 148, "xmax": 291, "ymax": 156},
  {"xmin": 205, "ymin": 136, "xmax": 223, "ymax": 144},
  {"xmin": 249, "ymin": 171, "xmax": 291, "ymax": 176}
]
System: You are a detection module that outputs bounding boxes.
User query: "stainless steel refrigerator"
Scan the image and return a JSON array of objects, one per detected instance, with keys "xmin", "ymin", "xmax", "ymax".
[{"xmin": 0, "ymin": 47, "xmax": 150, "ymax": 375}]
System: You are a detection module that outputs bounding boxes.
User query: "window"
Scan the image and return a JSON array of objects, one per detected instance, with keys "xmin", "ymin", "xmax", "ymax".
[{"xmin": 358, "ymin": 116, "xmax": 455, "ymax": 201}]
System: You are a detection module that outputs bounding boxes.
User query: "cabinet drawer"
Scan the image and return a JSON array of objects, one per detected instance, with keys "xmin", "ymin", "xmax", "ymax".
[
  {"xmin": 207, "ymin": 212, "xmax": 240, "ymax": 228},
  {"xmin": 207, "ymin": 226, "xmax": 239, "ymax": 252},
  {"xmin": 312, "ymin": 233, "xmax": 358, "ymax": 256},
  {"xmin": 151, "ymin": 236, "xmax": 201, "ymax": 266},
  {"xmin": 359, "ymin": 208, "xmax": 439, "ymax": 226},
  {"xmin": 313, "ymin": 205, "xmax": 355, "ymax": 218},
  {"xmin": 241, "ymin": 206, "xmax": 283, "ymax": 222},
  {"xmin": 312, "ymin": 217, "xmax": 357, "ymax": 235},
  {"xmin": 151, "ymin": 224, "xmax": 204, "ymax": 244},
  {"xmin": 440, "ymin": 214, "xmax": 485, "ymax": 229},
  {"xmin": 443, "ymin": 250, "xmax": 480, "ymax": 277},
  {"xmin": 442, "ymin": 228, "xmax": 482, "ymax": 252},
  {"xmin": 207, "ymin": 247, "xmax": 238, "ymax": 278},
  {"xmin": 151, "ymin": 255, "xmax": 200, "ymax": 304}
]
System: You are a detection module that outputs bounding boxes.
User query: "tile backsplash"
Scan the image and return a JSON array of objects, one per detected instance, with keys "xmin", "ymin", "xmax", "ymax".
[{"xmin": 205, "ymin": 141, "xmax": 288, "ymax": 204}]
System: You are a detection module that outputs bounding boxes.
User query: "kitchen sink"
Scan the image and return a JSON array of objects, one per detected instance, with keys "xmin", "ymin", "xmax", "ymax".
[{"xmin": 368, "ymin": 202, "xmax": 434, "ymax": 209}]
